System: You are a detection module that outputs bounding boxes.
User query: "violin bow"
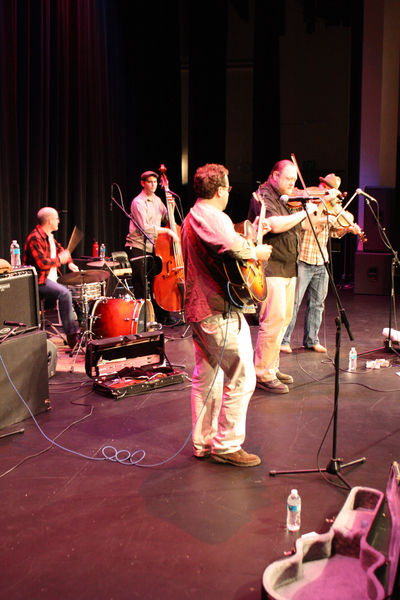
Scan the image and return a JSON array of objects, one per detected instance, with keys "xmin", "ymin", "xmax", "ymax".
[{"xmin": 291, "ymin": 153, "xmax": 310, "ymax": 195}]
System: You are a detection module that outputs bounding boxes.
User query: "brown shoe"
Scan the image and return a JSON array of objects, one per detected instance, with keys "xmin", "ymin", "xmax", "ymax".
[
  {"xmin": 280, "ymin": 344, "xmax": 292, "ymax": 353},
  {"xmin": 311, "ymin": 344, "xmax": 327, "ymax": 353},
  {"xmin": 276, "ymin": 371, "xmax": 294, "ymax": 384},
  {"xmin": 212, "ymin": 448, "xmax": 261, "ymax": 467},
  {"xmin": 256, "ymin": 378, "xmax": 289, "ymax": 394}
]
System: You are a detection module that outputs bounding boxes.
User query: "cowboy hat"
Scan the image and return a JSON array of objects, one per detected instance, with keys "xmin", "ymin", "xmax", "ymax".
[{"xmin": 319, "ymin": 173, "xmax": 341, "ymax": 189}]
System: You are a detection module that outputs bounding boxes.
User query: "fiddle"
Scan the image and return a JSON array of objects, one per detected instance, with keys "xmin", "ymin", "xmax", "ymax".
[
  {"xmin": 285, "ymin": 186, "xmax": 334, "ymax": 209},
  {"xmin": 289, "ymin": 154, "xmax": 367, "ymax": 243},
  {"xmin": 319, "ymin": 195, "xmax": 368, "ymax": 243}
]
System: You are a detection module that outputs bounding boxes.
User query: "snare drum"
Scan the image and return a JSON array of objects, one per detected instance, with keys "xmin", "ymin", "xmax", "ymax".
[
  {"xmin": 68, "ymin": 281, "xmax": 104, "ymax": 304},
  {"xmin": 89, "ymin": 296, "xmax": 155, "ymax": 338}
]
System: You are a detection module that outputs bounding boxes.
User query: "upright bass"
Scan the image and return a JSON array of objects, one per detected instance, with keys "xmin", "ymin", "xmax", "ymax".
[{"xmin": 152, "ymin": 164, "xmax": 185, "ymax": 312}]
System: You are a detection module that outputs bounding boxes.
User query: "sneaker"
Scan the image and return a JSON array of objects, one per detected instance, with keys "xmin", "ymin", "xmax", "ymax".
[
  {"xmin": 280, "ymin": 344, "xmax": 292, "ymax": 353},
  {"xmin": 212, "ymin": 448, "xmax": 261, "ymax": 467},
  {"xmin": 276, "ymin": 371, "xmax": 294, "ymax": 384},
  {"xmin": 256, "ymin": 379, "xmax": 289, "ymax": 394}
]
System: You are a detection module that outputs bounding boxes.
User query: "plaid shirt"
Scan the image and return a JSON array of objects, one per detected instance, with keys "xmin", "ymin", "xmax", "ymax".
[
  {"xmin": 23, "ymin": 224, "xmax": 67, "ymax": 284},
  {"xmin": 299, "ymin": 222, "xmax": 343, "ymax": 265}
]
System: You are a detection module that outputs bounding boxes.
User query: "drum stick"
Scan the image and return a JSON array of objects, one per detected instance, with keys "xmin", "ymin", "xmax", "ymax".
[{"xmin": 67, "ymin": 226, "xmax": 84, "ymax": 254}]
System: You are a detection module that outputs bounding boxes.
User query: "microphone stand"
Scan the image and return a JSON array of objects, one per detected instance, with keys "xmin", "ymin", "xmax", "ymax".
[
  {"xmin": 269, "ymin": 198, "xmax": 366, "ymax": 489},
  {"xmin": 111, "ymin": 194, "xmax": 155, "ymax": 333},
  {"xmin": 356, "ymin": 191, "xmax": 400, "ymax": 356}
]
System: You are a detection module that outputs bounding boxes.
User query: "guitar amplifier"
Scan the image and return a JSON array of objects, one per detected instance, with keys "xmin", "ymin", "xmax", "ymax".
[
  {"xmin": 85, "ymin": 331, "xmax": 185, "ymax": 399},
  {"xmin": 0, "ymin": 330, "xmax": 49, "ymax": 428},
  {"xmin": 0, "ymin": 267, "xmax": 40, "ymax": 339}
]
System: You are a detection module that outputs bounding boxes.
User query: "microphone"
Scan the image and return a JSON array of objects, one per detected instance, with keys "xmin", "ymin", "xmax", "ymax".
[
  {"xmin": 280, "ymin": 195, "xmax": 321, "ymax": 204},
  {"xmin": 356, "ymin": 188, "xmax": 378, "ymax": 203},
  {"xmin": 4, "ymin": 320, "xmax": 26, "ymax": 327}
]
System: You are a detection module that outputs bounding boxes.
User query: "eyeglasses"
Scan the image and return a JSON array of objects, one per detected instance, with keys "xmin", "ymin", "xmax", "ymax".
[{"xmin": 221, "ymin": 185, "xmax": 232, "ymax": 193}]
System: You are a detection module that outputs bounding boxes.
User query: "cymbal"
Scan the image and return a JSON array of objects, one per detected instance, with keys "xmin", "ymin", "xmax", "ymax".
[
  {"xmin": 86, "ymin": 260, "xmax": 119, "ymax": 268},
  {"xmin": 58, "ymin": 270, "xmax": 110, "ymax": 285}
]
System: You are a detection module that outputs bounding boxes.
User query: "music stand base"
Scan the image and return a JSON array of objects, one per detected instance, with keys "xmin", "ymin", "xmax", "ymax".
[{"xmin": 269, "ymin": 456, "xmax": 367, "ymax": 490}]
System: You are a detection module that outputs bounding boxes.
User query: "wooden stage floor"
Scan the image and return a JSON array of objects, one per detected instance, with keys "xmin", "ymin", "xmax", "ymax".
[{"xmin": 1, "ymin": 288, "xmax": 399, "ymax": 599}]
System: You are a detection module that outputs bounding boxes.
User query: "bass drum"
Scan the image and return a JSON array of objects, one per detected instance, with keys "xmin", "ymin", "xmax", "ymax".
[{"xmin": 89, "ymin": 297, "xmax": 155, "ymax": 338}]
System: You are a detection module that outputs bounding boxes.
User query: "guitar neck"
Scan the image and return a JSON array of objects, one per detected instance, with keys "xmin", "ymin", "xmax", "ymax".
[{"xmin": 255, "ymin": 192, "xmax": 267, "ymax": 246}]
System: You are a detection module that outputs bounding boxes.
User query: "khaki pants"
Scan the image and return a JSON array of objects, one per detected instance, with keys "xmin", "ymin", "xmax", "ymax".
[
  {"xmin": 191, "ymin": 313, "xmax": 256, "ymax": 456},
  {"xmin": 255, "ymin": 276, "xmax": 296, "ymax": 382}
]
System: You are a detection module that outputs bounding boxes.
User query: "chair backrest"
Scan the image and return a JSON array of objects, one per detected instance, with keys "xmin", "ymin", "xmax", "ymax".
[
  {"xmin": 111, "ymin": 251, "xmax": 131, "ymax": 270},
  {"xmin": 110, "ymin": 251, "xmax": 132, "ymax": 278}
]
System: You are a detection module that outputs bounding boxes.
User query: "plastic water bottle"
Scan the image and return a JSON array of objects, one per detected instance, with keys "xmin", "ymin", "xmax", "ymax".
[
  {"xmin": 286, "ymin": 489, "xmax": 301, "ymax": 531},
  {"xmin": 92, "ymin": 240, "xmax": 99, "ymax": 257},
  {"xmin": 348, "ymin": 347, "xmax": 357, "ymax": 371},
  {"xmin": 100, "ymin": 243, "xmax": 106, "ymax": 260},
  {"xmin": 10, "ymin": 240, "xmax": 21, "ymax": 268}
]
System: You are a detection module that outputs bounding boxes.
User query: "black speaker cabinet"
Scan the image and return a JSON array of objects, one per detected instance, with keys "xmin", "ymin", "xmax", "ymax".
[
  {"xmin": 0, "ymin": 330, "xmax": 49, "ymax": 429},
  {"xmin": 354, "ymin": 252, "xmax": 392, "ymax": 295},
  {"xmin": 0, "ymin": 267, "xmax": 40, "ymax": 340},
  {"xmin": 363, "ymin": 187, "xmax": 396, "ymax": 252}
]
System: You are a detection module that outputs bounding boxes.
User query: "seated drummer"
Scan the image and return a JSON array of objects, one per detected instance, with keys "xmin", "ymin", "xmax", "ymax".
[{"xmin": 23, "ymin": 207, "xmax": 80, "ymax": 349}]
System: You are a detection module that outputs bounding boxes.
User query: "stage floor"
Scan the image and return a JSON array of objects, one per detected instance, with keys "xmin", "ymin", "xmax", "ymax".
[{"xmin": 1, "ymin": 288, "xmax": 399, "ymax": 600}]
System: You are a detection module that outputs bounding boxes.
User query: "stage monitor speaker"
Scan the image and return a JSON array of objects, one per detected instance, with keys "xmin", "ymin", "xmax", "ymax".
[
  {"xmin": 0, "ymin": 330, "xmax": 49, "ymax": 429},
  {"xmin": 354, "ymin": 252, "xmax": 392, "ymax": 295},
  {"xmin": 363, "ymin": 187, "xmax": 396, "ymax": 253},
  {"xmin": 0, "ymin": 267, "xmax": 40, "ymax": 340}
]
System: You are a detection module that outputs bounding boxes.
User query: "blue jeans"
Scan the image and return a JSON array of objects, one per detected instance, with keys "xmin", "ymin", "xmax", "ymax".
[
  {"xmin": 39, "ymin": 279, "xmax": 78, "ymax": 336},
  {"xmin": 282, "ymin": 261, "xmax": 329, "ymax": 348}
]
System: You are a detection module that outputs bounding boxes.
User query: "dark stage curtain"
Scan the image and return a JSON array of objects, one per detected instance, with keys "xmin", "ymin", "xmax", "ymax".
[
  {"xmin": 0, "ymin": 0, "xmax": 181, "ymax": 261},
  {"xmin": 252, "ymin": 0, "xmax": 283, "ymax": 184},
  {"xmin": 188, "ymin": 0, "xmax": 228, "ymax": 191}
]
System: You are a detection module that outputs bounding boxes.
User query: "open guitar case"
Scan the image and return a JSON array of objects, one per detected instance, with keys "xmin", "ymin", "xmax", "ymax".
[
  {"xmin": 262, "ymin": 462, "xmax": 400, "ymax": 599},
  {"xmin": 85, "ymin": 331, "xmax": 185, "ymax": 399}
]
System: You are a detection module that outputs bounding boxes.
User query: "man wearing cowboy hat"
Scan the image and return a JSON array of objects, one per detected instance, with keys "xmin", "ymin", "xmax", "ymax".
[{"xmin": 281, "ymin": 173, "xmax": 361, "ymax": 353}]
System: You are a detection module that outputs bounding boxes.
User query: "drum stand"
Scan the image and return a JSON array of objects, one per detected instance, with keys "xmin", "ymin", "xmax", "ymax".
[{"xmin": 70, "ymin": 281, "xmax": 102, "ymax": 360}]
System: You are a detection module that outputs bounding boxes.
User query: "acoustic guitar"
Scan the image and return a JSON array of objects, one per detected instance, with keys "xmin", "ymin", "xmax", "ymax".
[{"xmin": 222, "ymin": 192, "xmax": 268, "ymax": 305}]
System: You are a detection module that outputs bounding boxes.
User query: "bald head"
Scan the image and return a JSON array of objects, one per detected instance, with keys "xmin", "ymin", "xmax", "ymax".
[{"xmin": 37, "ymin": 207, "xmax": 60, "ymax": 233}]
